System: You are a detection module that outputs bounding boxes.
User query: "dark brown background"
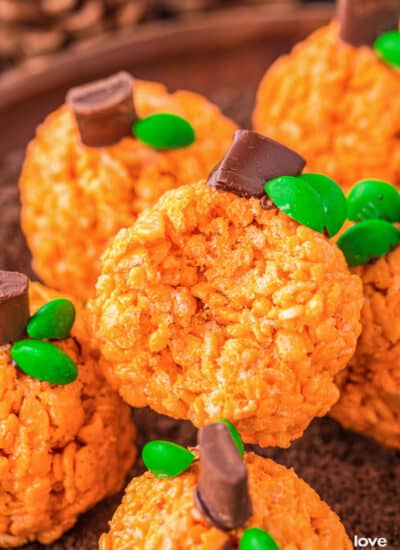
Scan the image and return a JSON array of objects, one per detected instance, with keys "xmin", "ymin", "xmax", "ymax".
[{"xmin": 0, "ymin": 4, "xmax": 398, "ymax": 549}]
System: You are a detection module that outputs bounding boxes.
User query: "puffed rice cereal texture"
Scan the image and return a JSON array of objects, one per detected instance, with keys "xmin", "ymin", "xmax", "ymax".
[
  {"xmin": 252, "ymin": 23, "xmax": 400, "ymax": 190},
  {"xmin": 90, "ymin": 181, "xmax": 363, "ymax": 448},
  {"xmin": 98, "ymin": 451, "xmax": 352, "ymax": 550},
  {"xmin": 19, "ymin": 79, "xmax": 237, "ymax": 299},
  {"xmin": 331, "ymin": 245, "xmax": 400, "ymax": 448},
  {"xmin": 0, "ymin": 283, "xmax": 136, "ymax": 547}
]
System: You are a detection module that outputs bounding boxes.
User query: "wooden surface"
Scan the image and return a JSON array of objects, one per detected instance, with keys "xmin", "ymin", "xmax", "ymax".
[{"xmin": 1, "ymin": 4, "xmax": 399, "ymax": 550}]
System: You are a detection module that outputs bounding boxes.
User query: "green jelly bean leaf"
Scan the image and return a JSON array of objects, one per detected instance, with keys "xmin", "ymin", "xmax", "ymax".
[
  {"xmin": 240, "ymin": 527, "xmax": 280, "ymax": 550},
  {"xmin": 142, "ymin": 440, "xmax": 195, "ymax": 478},
  {"xmin": 264, "ymin": 176, "xmax": 325, "ymax": 233},
  {"xmin": 217, "ymin": 418, "xmax": 244, "ymax": 457},
  {"xmin": 337, "ymin": 220, "xmax": 400, "ymax": 267},
  {"xmin": 374, "ymin": 30, "xmax": 400, "ymax": 69},
  {"xmin": 299, "ymin": 173, "xmax": 347, "ymax": 236},
  {"xmin": 133, "ymin": 113, "xmax": 196, "ymax": 150},
  {"xmin": 27, "ymin": 298, "xmax": 76, "ymax": 340},
  {"xmin": 11, "ymin": 340, "xmax": 78, "ymax": 385},
  {"xmin": 347, "ymin": 179, "xmax": 400, "ymax": 223}
]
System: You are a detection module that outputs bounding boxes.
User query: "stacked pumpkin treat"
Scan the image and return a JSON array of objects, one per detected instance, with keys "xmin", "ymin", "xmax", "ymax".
[{"xmin": 1, "ymin": 0, "xmax": 399, "ymax": 547}]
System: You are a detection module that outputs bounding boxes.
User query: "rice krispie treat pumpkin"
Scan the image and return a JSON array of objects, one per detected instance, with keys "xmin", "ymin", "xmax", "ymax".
[
  {"xmin": 332, "ymin": 179, "xmax": 400, "ymax": 448},
  {"xmin": 19, "ymin": 72, "xmax": 237, "ymax": 299},
  {"xmin": 99, "ymin": 422, "xmax": 352, "ymax": 549},
  {"xmin": 90, "ymin": 130, "xmax": 363, "ymax": 448},
  {"xmin": 0, "ymin": 270, "xmax": 136, "ymax": 547},
  {"xmin": 253, "ymin": 0, "xmax": 400, "ymax": 190}
]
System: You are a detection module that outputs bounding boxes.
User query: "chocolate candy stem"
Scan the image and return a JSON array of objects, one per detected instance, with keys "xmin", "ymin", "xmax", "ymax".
[
  {"xmin": 195, "ymin": 422, "xmax": 252, "ymax": 530},
  {"xmin": 338, "ymin": 0, "xmax": 400, "ymax": 47},
  {"xmin": 207, "ymin": 130, "xmax": 305, "ymax": 199},
  {"xmin": 0, "ymin": 271, "xmax": 29, "ymax": 344},
  {"xmin": 66, "ymin": 71, "xmax": 137, "ymax": 147}
]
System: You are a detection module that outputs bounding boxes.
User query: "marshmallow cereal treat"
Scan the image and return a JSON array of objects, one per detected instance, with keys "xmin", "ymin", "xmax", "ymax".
[
  {"xmin": 19, "ymin": 72, "xmax": 237, "ymax": 298},
  {"xmin": 333, "ymin": 178, "xmax": 400, "ymax": 448},
  {"xmin": 253, "ymin": 0, "xmax": 400, "ymax": 190},
  {"xmin": 99, "ymin": 422, "xmax": 352, "ymax": 550},
  {"xmin": 0, "ymin": 271, "xmax": 136, "ymax": 547},
  {"xmin": 90, "ymin": 131, "xmax": 363, "ymax": 448}
]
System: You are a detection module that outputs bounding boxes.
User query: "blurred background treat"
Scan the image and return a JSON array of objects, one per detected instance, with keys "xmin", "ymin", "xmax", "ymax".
[{"xmin": 0, "ymin": 0, "xmax": 333, "ymax": 70}]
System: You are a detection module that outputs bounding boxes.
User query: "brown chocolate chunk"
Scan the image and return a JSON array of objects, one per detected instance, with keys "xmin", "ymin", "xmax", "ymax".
[
  {"xmin": 0, "ymin": 271, "xmax": 29, "ymax": 344},
  {"xmin": 207, "ymin": 130, "xmax": 305, "ymax": 198},
  {"xmin": 66, "ymin": 71, "xmax": 137, "ymax": 147},
  {"xmin": 194, "ymin": 423, "xmax": 252, "ymax": 530},
  {"xmin": 338, "ymin": 0, "xmax": 400, "ymax": 46}
]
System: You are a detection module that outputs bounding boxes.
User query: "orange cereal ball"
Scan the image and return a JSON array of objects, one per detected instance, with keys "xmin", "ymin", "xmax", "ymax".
[
  {"xmin": 0, "ymin": 281, "xmax": 136, "ymax": 547},
  {"xmin": 19, "ymin": 77, "xmax": 237, "ymax": 299},
  {"xmin": 331, "ymin": 245, "xmax": 400, "ymax": 448},
  {"xmin": 90, "ymin": 181, "xmax": 363, "ymax": 448},
  {"xmin": 253, "ymin": 22, "xmax": 400, "ymax": 190},
  {"xmin": 99, "ymin": 452, "xmax": 352, "ymax": 550}
]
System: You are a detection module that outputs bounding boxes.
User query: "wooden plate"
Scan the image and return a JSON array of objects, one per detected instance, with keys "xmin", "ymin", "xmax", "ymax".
[{"xmin": 0, "ymin": 4, "xmax": 399, "ymax": 550}]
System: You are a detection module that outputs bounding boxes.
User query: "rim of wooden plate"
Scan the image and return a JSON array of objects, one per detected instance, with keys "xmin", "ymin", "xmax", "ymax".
[{"xmin": 0, "ymin": 3, "xmax": 334, "ymax": 108}]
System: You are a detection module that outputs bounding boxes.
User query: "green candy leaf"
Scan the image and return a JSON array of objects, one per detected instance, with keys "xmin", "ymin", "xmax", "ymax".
[
  {"xmin": 264, "ymin": 176, "xmax": 325, "ymax": 233},
  {"xmin": 11, "ymin": 340, "xmax": 78, "ymax": 385},
  {"xmin": 374, "ymin": 30, "xmax": 400, "ymax": 69},
  {"xmin": 299, "ymin": 173, "xmax": 347, "ymax": 236},
  {"xmin": 347, "ymin": 179, "xmax": 400, "ymax": 223},
  {"xmin": 240, "ymin": 527, "xmax": 280, "ymax": 550},
  {"xmin": 217, "ymin": 418, "xmax": 244, "ymax": 457},
  {"xmin": 337, "ymin": 220, "xmax": 400, "ymax": 267},
  {"xmin": 133, "ymin": 113, "xmax": 196, "ymax": 150},
  {"xmin": 27, "ymin": 298, "xmax": 76, "ymax": 340},
  {"xmin": 142, "ymin": 440, "xmax": 195, "ymax": 478}
]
